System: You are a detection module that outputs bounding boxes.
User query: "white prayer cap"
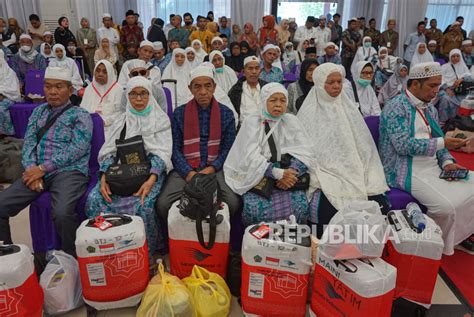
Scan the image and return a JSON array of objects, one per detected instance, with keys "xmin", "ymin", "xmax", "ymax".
[
  {"xmin": 190, "ymin": 64, "xmax": 215, "ymax": 82},
  {"xmin": 285, "ymin": 42, "xmax": 293, "ymax": 47},
  {"xmin": 349, "ymin": 17, "xmax": 358, "ymax": 23},
  {"xmin": 428, "ymin": 40, "xmax": 437, "ymax": 45},
  {"xmin": 153, "ymin": 41, "xmax": 163, "ymax": 50},
  {"xmin": 262, "ymin": 44, "xmax": 277, "ymax": 54},
  {"xmin": 288, "ymin": 18, "xmax": 296, "ymax": 23},
  {"xmin": 244, "ymin": 56, "xmax": 260, "ymax": 67},
  {"xmin": 462, "ymin": 39, "xmax": 472, "ymax": 46},
  {"xmin": 45, "ymin": 66, "xmax": 72, "ymax": 82},
  {"xmin": 211, "ymin": 36, "xmax": 223, "ymax": 44},
  {"xmin": 209, "ymin": 50, "xmax": 224, "ymax": 62},
  {"xmin": 43, "ymin": 31, "xmax": 52, "ymax": 36},
  {"xmin": 19, "ymin": 34, "xmax": 32, "ymax": 41},
  {"xmin": 127, "ymin": 59, "xmax": 146, "ymax": 71},
  {"xmin": 324, "ymin": 41, "xmax": 336, "ymax": 49},
  {"xmin": 139, "ymin": 40, "xmax": 154, "ymax": 48},
  {"xmin": 408, "ymin": 62, "xmax": 441, "ymax": 80},
  {"xmin": 103, "ymin": 13, "xmax": 112, "ymax": 18},
  {"xmin": 319, "ymin": 15, "xmax": 326, "ymax": 19}
]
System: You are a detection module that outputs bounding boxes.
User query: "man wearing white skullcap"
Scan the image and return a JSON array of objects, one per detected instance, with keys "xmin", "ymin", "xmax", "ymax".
[
  {"xmin": 379, "ymin": 61, "xmax": 474, "ymax": 255},
  {"xmin": 156, "ymin": 64, "xmax": 240, "ymax": 220},
  {"xmin": 97, "ymin": 13, "xmax": 120, "ymax": 57},
  {"xmin": 461, "ymin": 39, "xmax": 472, "ymax": 68},
  {"xmin": 10, "ymin": 34, "xmax": 47, "ymax": 87},
  {"xmin": 260, "ymin": 44, "xmax": 283, "ymax": 83},
  {"xmin": 118, "ymin": 40, "xmax": 161, "ymax": 88},
  {"xmin": 318, "ymin": 41, "xmax": 341, "ymax": 65},
  {"xmin": 0, "ymin": 66, "xmax": 93, "ymax": 260},
  {"xmin": 314, "ymin": 14, "xmax": 331, "ymax": 56},
  {"xmin": 228, "ymin": 56, "xmax": 268, "ymax": 124}
]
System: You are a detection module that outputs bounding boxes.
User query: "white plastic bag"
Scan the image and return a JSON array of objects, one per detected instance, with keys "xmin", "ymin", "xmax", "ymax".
[
  {"xmin": 320, "ymin": 201, "xmax": 387, "ymax": 259},
  {"xmin": 40, "ymin": 250, "xmax": 84, "ymax": 315}
]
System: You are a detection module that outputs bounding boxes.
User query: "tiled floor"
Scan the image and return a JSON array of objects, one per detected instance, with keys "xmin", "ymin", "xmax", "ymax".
[{"xmin": 8, "ymin": 205, "xmax": 470, "ymax": 317}]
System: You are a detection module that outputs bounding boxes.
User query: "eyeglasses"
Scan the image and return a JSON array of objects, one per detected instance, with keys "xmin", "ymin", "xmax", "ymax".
[
  {"xmin": 129, "ymin": 69, "xmax": 147, "ymax": 78},
  {"xmin": 128, "ymin": 91, "xmax": 149, "ymax": 99}
]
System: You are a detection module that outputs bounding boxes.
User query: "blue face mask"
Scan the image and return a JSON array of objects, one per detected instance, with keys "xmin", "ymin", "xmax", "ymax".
[
  {"xmin": 263, "ymin": 110, "xmax": 281, "ymax": 121},
  {"xmin": 215, "ymin": 67, "xmax": 224, "ymax": 73},
  {"xmin": 129, "ymin": 104, "xmax": 152, "ymax": 116},
  {"xmin": 363, "ymin": 42, "xmax": 372, "ymax": 48},
  {"xmin": 357, "ymin": 78, "xmax": 372, "ymax": 87}
]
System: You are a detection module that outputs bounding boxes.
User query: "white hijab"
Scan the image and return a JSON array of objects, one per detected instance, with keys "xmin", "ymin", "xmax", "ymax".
[
  {"xmin": 48, "ymin": 44, "xmax": 83, "ymax": 90},
  {"xmin": 297, "ymin": 63, "xmax": 388, "ymax": 210},
  {"xmin": 351, "ymin": 36, "xmax": 377, "ymax": 76},
  {"xmin": 410, "ymin": 42, "xmax": 433, "ymax": 69},
  {"xmin": 99, "ymin": 76, "xmax": 173, "ymax": 172},
  {"xmin": 191, "ymin": 39, "xmax": 207, "ymax": 62},
  {"xmin": 209, "ymin": 50, "xmax": 238, "ymax": 93},
  {"xmin": 40, "ymin": 43, "xmax": 54, "ymax": 58},
  {"xmin": 80, "ymin": 60, "xmax": 123, "ymax": 126},
  {"xmin": 441, "ymin": 48, "xmax": 471, "ymax": 86},
  {"xmin": 0, "ymin": 50, "xmax": 21, "ymax": 101},
  {"xmin": 185, "ymin": 47, "xmax": 201, "ymax": 69},
  {"xmin": 224, "ymin": 83, "xmax": 317, "ymax": 195},
  {"xmin": 354, "ymin": 61, "xmax": 381, "ymax": 117},
  {"xmin": 377, "ymin": 46, "xmax": 398, "ymax": 71},
  {"xmin": 162, "ymin": 48, "xmax": 193, "ymax": 107}
]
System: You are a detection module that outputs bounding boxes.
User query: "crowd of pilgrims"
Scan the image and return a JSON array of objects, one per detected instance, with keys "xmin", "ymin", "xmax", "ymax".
[{"xmin": 0, "ymin": 10, "xmax": 473, "ymax": 269}]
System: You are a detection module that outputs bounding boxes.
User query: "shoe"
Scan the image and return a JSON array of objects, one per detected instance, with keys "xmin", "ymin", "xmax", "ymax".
[{"xmin": 456, "ymin": 235, "xmax": 474, "ymax": 255}]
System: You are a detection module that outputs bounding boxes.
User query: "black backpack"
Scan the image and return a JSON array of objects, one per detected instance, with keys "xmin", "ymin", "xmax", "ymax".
[{"xmin": 177, "ymin": 173, "xmax": 223, "ymax": 250}]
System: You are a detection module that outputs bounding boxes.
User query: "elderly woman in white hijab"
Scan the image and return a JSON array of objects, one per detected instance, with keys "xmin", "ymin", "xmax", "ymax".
[
  {"xmin": 49, "ymin": 44, "xmax": 84, "ymax": 90},
  {"xmin": 162, "ymin": 48, "xmax": 194, "ymax": 108},
  {"xmin": 191, "ymin": 39, "xmax": 207, "ymax": 62},
  {"xmin": 374, "ymin": 46, "xmax": 399, "ymax": 90},
  {"xmin": 297, "ymin": 63, "xmax": 389, "ymax": 237},
  {"xmin": 185, "ymin": 47, "xmax": 201, "ymax": 69},
  {"xmin": 0, "ymin": 50, "xmax": 21, "ymax": 136},
  {"xmin": 86, "ymin": 76, "xmax": 172, "ymax": 261},
  {"xmin": 353, "ymin": 60, "xmax": 381, "ymax": 116},
  {"xmin": 224, "ymin": 83, "xmax": 317, "ymax": 225},
  {"xmin": 410, "ymin": 42, "xmax": 433, "ymax": 70},
  {"xmin": 271, "ymin": 46, "xmax": 283, "ymax": 71},
  {"xmin": 80, "ymin": 60, "xmax": 123, "ymax": 128},
  {"xmin": 209, "ymin": 50, "xmax": 238, "ymax": 93},
  {"xmin": 351, "ymin": 36, "xmax": 377, "ymax": 77},
  {"xmin": 378, "ymin": 63, "xmax": 408, "ymax": 106}
]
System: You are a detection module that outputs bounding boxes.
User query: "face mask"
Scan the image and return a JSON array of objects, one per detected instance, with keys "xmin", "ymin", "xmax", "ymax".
[
  {"xmin": 129, "ymin": 104, "xmax": 152, "ymax": 116},
  {"xmin": 215, "ymin": 67, "xmax": 224, "ymax": 73},
  {"xmin": 357, "ymin": 78, "xmax": 372, "ymax": 87},
  {"xmin": 21, "ymin": 45, "xmax": 32, "ymax": 53},
  {"xmin": 263, "ymin": 110, "xmax": 281, "ymax": 121},
  {"xmin": 363, "ymin": 42, "xmax": 372, "ymax": 48}
]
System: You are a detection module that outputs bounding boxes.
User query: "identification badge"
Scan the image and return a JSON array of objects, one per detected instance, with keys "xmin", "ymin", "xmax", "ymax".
[
  {"xmin": 84, "ymin": 38, "xmax": 88, "ymax": 45},
  {"xmin": 94, "ymin": 216, "xmax": 112, "ymax": 231},
  {"xmin": 251, "ymin": 224, "xmax": 270, "ymax": 239},
  {"xmin": 387, "ymin": 42, "xmax": 391, "ymax": 47}
]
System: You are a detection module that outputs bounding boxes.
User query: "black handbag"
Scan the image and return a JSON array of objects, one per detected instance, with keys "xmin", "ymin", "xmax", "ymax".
[
  {"xmin": 451, "ymin": 64, "xmax": 474, "ymax": 95},
  {"xmin": 280, "ymin": 154, "xmax": 311, "ymax": 191},
  {"xmin": 105, "ymin": 123, "xmax": 151, "ymax": 196},
  {"xmin": 250, "ymin": 122, "xmax": 277, "ymax": 199}
]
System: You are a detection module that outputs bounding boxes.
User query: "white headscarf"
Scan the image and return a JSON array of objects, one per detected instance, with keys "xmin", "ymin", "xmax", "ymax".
[
  {"xmin": 40, "ymin": 43, "xmax": 54, "ymax": 58},
  {"xmin": 191, "ymin": 39, "xmax": 207, "ymax": 62},
  {"xmin": 377, "ymin": 46, "xmax": 398, "ymax": 71},
  {"xmin": 350, "ymin": 36, "xmax": 377, "ymax": 76},
  {"xmin": 185, "ymin": 47, "xmax": 201, "ymax": 69},
  {"xmin": 0, "ymin": 50, "xmax": 21, "ymax": 101},
  {"xmin": 162, "ymin": 48, "xmax": 193, "ymax": 107},
  {"xmin": 48, "ymin": 44, "xmax": 83, "ymax": 90},
  {"xmin": 354, "ymin": 61, "xmax": 381, "ymax": 116},
  {"xmin": 224, "ymin": 83, "xmax": 317, "ymax": 195},
  {"xmin": 18, "ymin": 35, "xmax": 39, "ymax": 64},
  {"xmin": 209, "ymin": 50, "xmax": 238, "ymax": 93},
  {"xmin": 441, "ymin": 48, "xmax": 471, "ymax": 86},
  {"xmin": 297, "ymin": 63, "xmax": 388, "ymax": 210},
  {"xmin": 378, "ymin": 63, "xmax": 408, "ymax": 104},
  {"xmin": 410, "ymin": 42, "xmax": 433, "ymax": 69},
  {"xmin": 80, "ymin": 60, "xmax": 123, "ymax": 126},
  {"xmin": 99, "ymin": 76, "xmax": 173, "ymax": 171}
]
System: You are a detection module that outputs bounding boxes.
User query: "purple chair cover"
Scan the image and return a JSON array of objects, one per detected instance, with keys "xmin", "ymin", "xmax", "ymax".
[
  {"xmin": 162, "ymin": 87, "xmax": 173, "ymax": 118},
  {"xmin": 24, "ymin": 70, "xmax": 46, "ymax": 97},
  {"xmin": 29, "ymin": 113, "xmax": 105, "ymax": 253},
  {"xmin": 364, "ymin": 116, "xmax": 380, "ymax": 147},
  {"xmin": 9, "ymin": 103, "xmax": 39, "ymax": 138},
  {"xmin": 283, "ymin": 73, "xmax": 297, "ymax": 82}
]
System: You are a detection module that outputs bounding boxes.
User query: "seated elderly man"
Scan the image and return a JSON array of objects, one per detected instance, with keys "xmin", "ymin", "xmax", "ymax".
[
  {"xmin": 10, "ymin": 34, "xmax": 47, "ymax": 89},
  {"xmin": 156, "ymin": 65, "xmax": 240, "ymax": 219},
  {"xmin": 228, "ymin": 56, "xmax": 267, "ymax": 124},
  {"xmin": 0, "ymin": 66, "xmax": 93, "ymax": 257},
  {"xmin": 379, "ymin": 62, "xmax": 474, "ymax": 254},
  {"xmin": 317, "ymin": 42, "xmax": 342, "ymax": 65},
  {"xmin": 259, "ymin": 44, "xmax": 284, "ymax": 83}
]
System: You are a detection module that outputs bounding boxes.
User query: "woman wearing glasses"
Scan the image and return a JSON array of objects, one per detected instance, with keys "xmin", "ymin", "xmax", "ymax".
[
  {"xmin": 352, "ymin": 61, "xmax": 381, "ymax": 117},
  {"xmin": 85, "ymin": 76, "xmax": 173, "ymax": 269}
]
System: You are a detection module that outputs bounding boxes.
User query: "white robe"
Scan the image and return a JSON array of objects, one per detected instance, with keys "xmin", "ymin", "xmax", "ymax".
[
  {"xmin": 353, "ymin": 61, "xmax": 381, "ymax": 117},
  {"xmin": 97, "ymin": 26, "xmax": 120, "ymax": 57},
  {"xmin": 0, "ymin": 51, "xmax": 21, "ymax": 102},
  {"xmin": 161, "ymin": 48, "xmax": 193, "ymax": 108},
  {"xmin": 49, "ymin": 44, "xmax": 84, "ymax": 91}
]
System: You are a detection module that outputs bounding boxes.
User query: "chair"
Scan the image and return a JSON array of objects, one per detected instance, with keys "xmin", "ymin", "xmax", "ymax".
[
  {"xmin": 283, "ymin": 73, "xmax": 297, "ymax": 82},
  {"xmin": 162, "ymin": 87, "xmax": 173, "ymax": 118},
  {"xmin": 9, "ymin": 103, "xmax": 39, "ymax": 138},
  {"xmin": 363, "ymin": 116, "xmax": 424, "ymax": 211},
  {"xmin": 24, "ymin": 70, "xmax": 46, "ymax": 97},
  {"xmin": 29, "ymin": 113, "xmax": 105, "ymax": 253}
]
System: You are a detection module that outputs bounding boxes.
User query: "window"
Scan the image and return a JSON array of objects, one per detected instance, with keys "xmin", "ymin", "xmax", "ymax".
[{"xmin": 277, "ymin": 1, "xmax": 338, "ymax": 26}]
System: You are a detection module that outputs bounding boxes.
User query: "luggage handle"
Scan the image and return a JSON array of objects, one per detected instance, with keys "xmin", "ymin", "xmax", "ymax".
[
  {"xmin": 0, "ymin": 244, "xmax": 20, "ymax": 256},
  {"xmin": 161, "ymin": 79, "xmax": 177, "ymax": 84},
  {"xmin": 86, "ymin": 214, "xmax": 133, "ymax": 227}
]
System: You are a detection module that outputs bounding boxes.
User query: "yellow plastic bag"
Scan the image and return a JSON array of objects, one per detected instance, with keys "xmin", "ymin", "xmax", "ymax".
[
  {"xmin": 183, "ymin": 265, "xmax": 231, "ymax": 317},
  {"xmin": 136, "ymin": 263, "xmax": 196, "ymax": 317}
]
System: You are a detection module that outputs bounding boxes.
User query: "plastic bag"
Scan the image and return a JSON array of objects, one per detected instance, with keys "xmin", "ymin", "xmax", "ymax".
[
  {"xmin": 137, "ymin": 263, "xmax": 197, "ymax": 317},
  {"xmin": 320, "ymin": 201, "xmax": 387, "ymax": 260},
  {"xmin": 183, "ymin": 265, "xmax": 231, "ymax": 317},
  {"xmin": 40, "ymin": 250, "xmax": 83, "ymax": 315}
]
